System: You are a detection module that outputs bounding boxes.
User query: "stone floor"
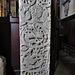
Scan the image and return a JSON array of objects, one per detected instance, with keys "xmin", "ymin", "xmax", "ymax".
[{"xmin": 54, "ymin": 51, "xmax": 75, "ymax": 75}]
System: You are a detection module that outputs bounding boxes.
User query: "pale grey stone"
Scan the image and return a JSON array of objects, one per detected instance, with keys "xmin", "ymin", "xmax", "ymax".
[{"xmin": 19, "ymin": 0, "xmax": 51, "ymax": 75}]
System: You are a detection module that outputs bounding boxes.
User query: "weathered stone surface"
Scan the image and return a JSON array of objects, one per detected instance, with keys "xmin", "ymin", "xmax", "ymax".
[
  {"xmin": 60, "ymin": 0, "xmax": 75, "ymax": 19},
  {"xmin": 19, "ymin": 0, "xmax": 51, "ymax": 75},
  {"xmin": 0, "ymin": 56, "xmax": 6, "ymax": 75}
]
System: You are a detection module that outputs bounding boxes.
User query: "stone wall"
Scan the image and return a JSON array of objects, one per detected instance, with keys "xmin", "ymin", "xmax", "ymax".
[{"xmin": 19, "ymin": 0, "xmax": 51, "ymax": 75}]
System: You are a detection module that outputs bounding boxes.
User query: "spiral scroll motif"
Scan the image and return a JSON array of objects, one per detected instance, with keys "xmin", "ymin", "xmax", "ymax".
[{"xmin": 19, "ymin": 0, "xmax": 51, "ymax": 75}]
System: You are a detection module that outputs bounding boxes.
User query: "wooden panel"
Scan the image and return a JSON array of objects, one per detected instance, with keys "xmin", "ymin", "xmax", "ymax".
[
  {"xmin": 69, "ymin": 19, "xmax": 75, "ymax": 46},
  {"xmin": 0, "ymin": 19, "xmax": 11, "ymax": 75},
  {"xmin": 61, "ymin": 17, "xmax": 75, "ymax": 46},
  {"xmin": 11, "ymin": 23, "xmax": 20, "ymax": 69},
  {"xmin": 0, "ymin": 17, "xmax": 20, "ymax": 75},
  {"xmin": 61, "ymin": 15, "xmax": 75, "ymax": 60},
  {"xmin": 10, "ymin": 17, "xmax": 20, "ymax": 75},
  {"xmin": 0, "ymin": 17, "xmax": 9, "ymax": 22},
  {"xmin": 50, "ymin": 0, "xmax": 59, "ymax": 75},
  {"xmin": 10, "ymin": 16, "xmax": 19, "ymax": 23}
]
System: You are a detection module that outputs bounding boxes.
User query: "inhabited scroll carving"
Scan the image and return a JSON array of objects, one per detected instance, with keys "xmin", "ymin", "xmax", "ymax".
[{"xmin": 19, "ymin": 0, "xmax": 51, "ymax": 75}]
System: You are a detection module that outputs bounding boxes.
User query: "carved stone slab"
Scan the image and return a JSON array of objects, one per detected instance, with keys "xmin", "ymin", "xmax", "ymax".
[
  {"xmin": 60, "ymin": 0, "xmax": 75, "ymax": 19},
  {"xmin": 19, "ymin": 0, "xmax": 51, "ymax": 75}
]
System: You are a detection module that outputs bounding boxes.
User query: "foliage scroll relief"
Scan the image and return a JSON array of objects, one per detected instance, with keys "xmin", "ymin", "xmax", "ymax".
[{"xmin": 19, "ymin": 0, "xmax": 51, "ymax": 75}]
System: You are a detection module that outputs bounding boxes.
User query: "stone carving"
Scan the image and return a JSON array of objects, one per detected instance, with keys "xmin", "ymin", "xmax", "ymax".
[
  {"xmin": 19, "ymin": 0, "xmax": 51, "ymax": 75},
  {"xmin": 62, "ymin": 0, "xmax": 71, "ymax": 16}
]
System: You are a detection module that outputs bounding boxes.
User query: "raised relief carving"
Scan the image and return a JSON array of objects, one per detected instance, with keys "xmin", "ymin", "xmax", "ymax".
[
  {"xmin": 62, "ymin": 0, "xmax": 71, "ymax": 16},
  {"xmin": 19, "ymin": 0, "xmax": 51, "ymax": 75}
]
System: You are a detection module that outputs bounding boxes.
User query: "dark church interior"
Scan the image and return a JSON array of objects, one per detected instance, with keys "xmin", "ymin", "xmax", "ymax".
[{"xmin": 0, "ymin": 0, "xmax": 75, "ymax": 75}]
